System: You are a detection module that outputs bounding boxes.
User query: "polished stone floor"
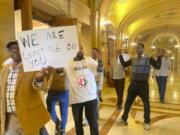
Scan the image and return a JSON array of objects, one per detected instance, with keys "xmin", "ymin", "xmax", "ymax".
[{"xmin": 46, "ymin": 72, "xmax": 180, "ymax": 135}]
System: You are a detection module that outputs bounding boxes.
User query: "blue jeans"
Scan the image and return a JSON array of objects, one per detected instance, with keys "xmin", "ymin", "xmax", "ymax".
[
  {"xmin": 156, "ymin": 76, "xmax": 167, "ymax": 102},
  {"xmin": 72, "ymin": 99, "xmax": 99, "ymax": 135},
  {"xmin": 46, "ymin": 90, "xmax": 69, "ymax": 130}
]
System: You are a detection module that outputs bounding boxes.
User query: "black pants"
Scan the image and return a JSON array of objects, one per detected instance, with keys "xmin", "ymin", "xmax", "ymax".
[
  {"xmin": 122, "ymin": 81, "xmax": 150, "ymax": 123},
  {"xmin": 72, "ymin": 99, "xmax": 99, "ymax": 135},
  {"xmin": 114, "ymin": 78, "xmax": 125, "ymax": 107}
]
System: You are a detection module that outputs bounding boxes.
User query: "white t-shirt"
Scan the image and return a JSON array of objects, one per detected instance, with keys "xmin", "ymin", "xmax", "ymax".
[
  {"xmin": 155, "ymin": 56, "xmax": 170, "ymax": 77},
  {"xmin": 112, "ymin": 57, "xmax": 125, "ymax": 79},
  {"xmin": 65, "ymin": 57, "xmax": 98, "ymax": 104}
]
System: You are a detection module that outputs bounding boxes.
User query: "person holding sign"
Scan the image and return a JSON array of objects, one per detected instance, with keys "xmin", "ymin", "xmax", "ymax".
[
  {"xmin": 82, "ymin": 48, "xmax": 104, "ymax": 126},
  {"xmin": 0, "ymin": 40, "xmax": 51, "ymax": 135},
  {"xmin": 117, "ymin": 43, "xmax": 161, "ymax": 130},
  {"xmin": 65, "ymin": 46, "xmax": 101, "ymax": 135},
  {"xmin": 46, "ymin": 68, "xmax": 69, "ymax": 135}
]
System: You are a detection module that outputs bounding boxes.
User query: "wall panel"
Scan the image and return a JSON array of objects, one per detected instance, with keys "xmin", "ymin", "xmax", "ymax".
[{"xmin": 0, "ymin": 0, "xmax": 15, "ymax": 65}]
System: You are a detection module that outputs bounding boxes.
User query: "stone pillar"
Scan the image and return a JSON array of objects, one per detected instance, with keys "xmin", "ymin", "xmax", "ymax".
[
  {"xmin": 90, "ymin": 11, "xmax": 100, "ymax": 48},
  {"xmin": 0, "ymin": 0, "xmax": 15, "ymax": 65},
  {"xmin": 97, "ymin": 12, "xmax": 101, "ymax": 48},
  {"xmin": 21, "ymin": 0, "xmax": 32, "ymax": 30},
  {"xmin": 89, "ymin": 0, "xmax": 99, "ymax": 48},
  {"xmin": 174, "ymin": 49, "xmax": 179, "ymax": 72}
]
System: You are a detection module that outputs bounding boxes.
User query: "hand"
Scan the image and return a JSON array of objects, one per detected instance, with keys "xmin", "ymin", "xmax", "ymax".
[
  {"xmin": 55, "ymin": 67, "xmax": 64, "ymax": 74},
  {"xmin": 35, "ymin": 66, "xmax": 54, "ymax": 81}
]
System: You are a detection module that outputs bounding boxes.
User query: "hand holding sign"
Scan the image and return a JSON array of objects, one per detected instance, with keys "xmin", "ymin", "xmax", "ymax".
[{"xmin": 35, "ymin": 66, "xmax": 54, "ymax": 81}]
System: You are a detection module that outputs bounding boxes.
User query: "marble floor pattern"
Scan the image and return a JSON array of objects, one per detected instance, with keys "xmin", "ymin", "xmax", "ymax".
[{"xmin": 45, "ymin": 72, "xmax": 180, "ymax": 135}]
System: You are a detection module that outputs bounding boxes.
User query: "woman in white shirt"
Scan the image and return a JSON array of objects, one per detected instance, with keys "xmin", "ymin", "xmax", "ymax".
[{"xmin": 155, "ymin": 49, "xmax": 170, "ymax": 103}]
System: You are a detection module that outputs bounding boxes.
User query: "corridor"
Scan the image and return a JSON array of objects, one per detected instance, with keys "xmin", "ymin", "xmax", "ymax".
[{"xmin": 46, "ymin": 72, "xmax": 180, "ymax": 135}]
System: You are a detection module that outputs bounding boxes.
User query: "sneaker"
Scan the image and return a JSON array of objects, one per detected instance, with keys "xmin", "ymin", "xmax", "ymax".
[
  {"xmin": 60, "ymin": 130, "xmax": 66, "ymax": 135},
  {"xmin": 117, "ymin": 118, "xmax": 128, "ymax": 126},
  {"xmin": 55, "ymin": 130, "xmax": 60, "ymax": 135},
  {"xmin": 144, "ymin": 123, "xmax": 150, "ymax": 130},
  {"xmin": 55, "ymin": 120, "xmax": 61, "ymax": 135},
  {"xmin": 160, "ymin": 100, "xmax": 165, "ymax": 103}
]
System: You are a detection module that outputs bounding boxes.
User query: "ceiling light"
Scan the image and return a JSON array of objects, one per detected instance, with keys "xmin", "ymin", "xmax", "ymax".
[
  {"xmin": 132, "ymin": 42, "xmax": 136, "ymax": 46},
  {"xmin": 175, "ymin": 45, "xmax": 179, "ymax": 48}
]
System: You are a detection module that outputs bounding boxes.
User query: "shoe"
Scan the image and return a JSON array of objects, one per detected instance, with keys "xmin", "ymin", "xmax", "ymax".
[
  {"xmin": 117, "ymin": 118, "xmax": 128, "ymax": 126},
  {"xmin": 117, "ymin": 105, "xmax": 123, "ymax": 111},
  {"xmin": 82, "ymin": 118, "xmax": 89, "ymax": 126},
  {"xmin": 60, "ymin": 130, "xmax": 66, "ymax": 135},
  {"xmin": 55, "ymin": 120, "xmax": 61, "ymax": 135},
  {"xmin": 144, "ymin": 123, "xmax": 150, "ymax": 130},
  {"xmin": 55, "ymin": 130, "xmax": 60, "ymax": 135},
  {"xmin": 160, "ymin": 100, "xmax": 165, "ymax": 103}
]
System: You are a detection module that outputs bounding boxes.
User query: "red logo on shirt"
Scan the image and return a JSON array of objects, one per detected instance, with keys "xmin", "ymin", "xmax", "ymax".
[{"xmin": 77, "ymin": 75, "xmax": 88, "ymax": 88}]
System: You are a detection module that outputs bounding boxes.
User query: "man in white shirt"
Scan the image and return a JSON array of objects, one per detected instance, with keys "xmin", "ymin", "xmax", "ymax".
[
  {"xmin": 155, "ymin": 49, "xmax": 170, "ymax": 103},
  {"xmin": 65, "ymin": 47, "xmax": 101, "ymax": 135},
  {"xmin": 112, "ymin": 49, "xmax": 125, "ymax": 110}
]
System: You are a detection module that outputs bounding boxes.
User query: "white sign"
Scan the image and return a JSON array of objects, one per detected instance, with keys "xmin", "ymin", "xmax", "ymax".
[
  {"xmin": 118, "ymin": 54, "xmax": 130, "ymax": 64},
  {"xmin": 122, "ymin": 54, "xmax": 130, "ymax": 62},
  {"xmin": 17, "ymin": 25, "xmax": 79, "ymax": 72}
]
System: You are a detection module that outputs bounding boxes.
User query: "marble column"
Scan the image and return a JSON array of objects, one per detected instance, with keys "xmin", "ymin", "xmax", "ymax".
[{"xmin": 21, "ymin": 0, "xmax": 33, "ymax": 30}]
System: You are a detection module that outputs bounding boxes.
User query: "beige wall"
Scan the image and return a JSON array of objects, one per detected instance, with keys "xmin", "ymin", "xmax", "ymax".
[{"xmin": 0, "ymin": 0, "xmax": 15, "ymax": 64}]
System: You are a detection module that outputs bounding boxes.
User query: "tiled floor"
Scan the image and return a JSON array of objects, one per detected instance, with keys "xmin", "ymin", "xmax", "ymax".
[{"xmin": 46, "ymin": 72, "xmax": 180, "ymax": 135}]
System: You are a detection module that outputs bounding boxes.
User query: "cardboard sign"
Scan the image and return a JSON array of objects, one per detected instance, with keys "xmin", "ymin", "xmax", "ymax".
[{"xmin": 17, "ymin": 25, "xmax": 79, "ymax": 72}]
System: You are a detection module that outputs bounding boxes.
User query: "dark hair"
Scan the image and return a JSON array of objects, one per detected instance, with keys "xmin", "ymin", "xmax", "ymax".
[
  {"xmin": 6, "ymin": 40, "xmax": 18, "ymax": 49},
  {"xmin": 92, "ymin": 47, "xmax": 100, "ymax": 53},
  {"xmin": 137, "ymin": 42, "xmax": 144, "ymax": 48}
]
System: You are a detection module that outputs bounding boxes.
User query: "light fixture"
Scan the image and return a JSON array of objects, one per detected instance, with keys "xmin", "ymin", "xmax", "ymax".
[
  {"xmin": 132, "ymin": 42, "xmax": 136, "ymax": 46},
  {"xmin": 100, "ymin": 18, "xmax": 112, "ymax": 26},
  {"xmin": 109, "ymin": 35, "xmax": 116, "ymax": 40},
  {"xmin": 122, "ymin": 34, "xmax": 128, "ymax": 39},
  {"xmin": 174, "ymin": 45, "xmax": 179, "ymax": 48}
]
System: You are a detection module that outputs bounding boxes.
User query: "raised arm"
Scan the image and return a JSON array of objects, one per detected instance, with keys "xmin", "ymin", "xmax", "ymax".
[
  {"xmin": 119, "ymin": 55, "xmax": 131, "ymax": 67},
  {"xmin": 97, "ymin": 59, "xmax": 103, "ymax": 73},
  {"xmin": 149, "ymin": 56, "xmax": 161, "ymax": 69},
  {"xmin": 33, "ymin": 66, "xmax": 53, "ymax": 91}
]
